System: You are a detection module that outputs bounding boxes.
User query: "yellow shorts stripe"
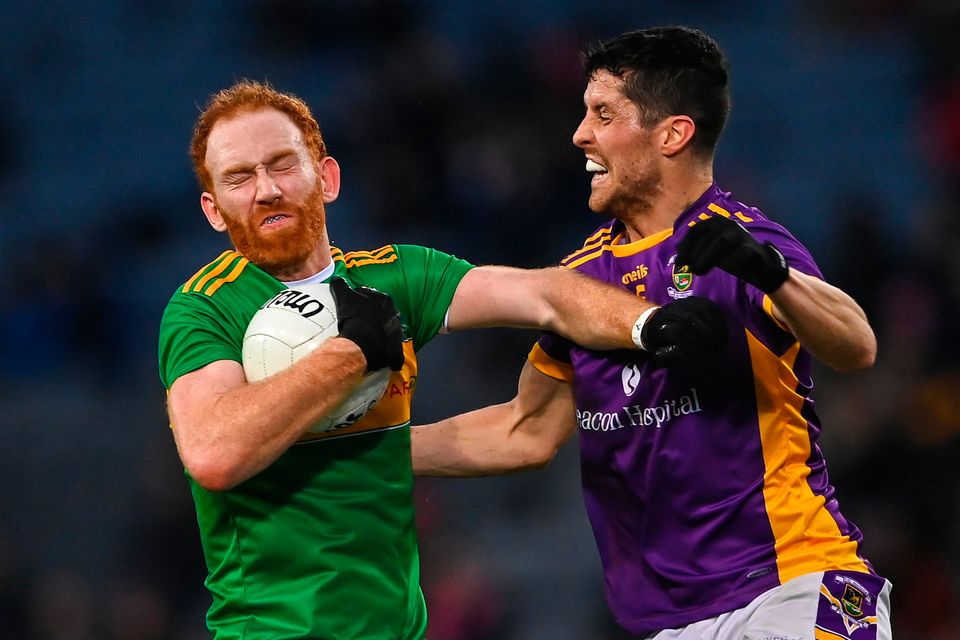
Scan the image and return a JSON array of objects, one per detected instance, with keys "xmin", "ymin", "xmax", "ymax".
[{"xmin": 814, "ymin": 627, "xmax": 849, "ymax": 640}]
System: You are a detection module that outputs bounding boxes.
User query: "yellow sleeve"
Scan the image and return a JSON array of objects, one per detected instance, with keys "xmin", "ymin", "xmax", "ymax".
[{"xmin": 527, "ymin": 343, "xmax": 574, "ymax": 382}]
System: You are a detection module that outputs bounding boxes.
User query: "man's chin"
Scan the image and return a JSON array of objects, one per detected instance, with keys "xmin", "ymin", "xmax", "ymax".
[
  {"xmin": 234, "ymin": 237, "xmax": 311, "ymax": 273},
  {"xmin": 588, "ymin": 193, "xmax": 611, "ymax": 215},
  {"xmin": 249, "ymin": 254, "xmax": 302, "ymax": 273}
]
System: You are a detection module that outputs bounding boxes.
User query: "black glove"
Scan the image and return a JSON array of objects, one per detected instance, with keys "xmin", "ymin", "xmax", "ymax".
[
  {"xmin": 640, "ymin": 297, "xmax": 727, "ymax": 367},
  {"xmin": 675, "ymin": 215, "xmax": 789, "ymax": 294},
  {"xmin": 328, "ymin": 278, "xmax": 404, "ymax": 372}
]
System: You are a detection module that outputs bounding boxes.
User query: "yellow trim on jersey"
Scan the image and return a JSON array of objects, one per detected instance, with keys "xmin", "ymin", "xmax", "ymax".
[
  {"xmin": 608, "ymin": 227, "xmax": 673, "ymax": 257},
  {"xmin": 561, "ymin": 228, "xmax": 613, "ymax": 266},
  {"xmin": 181, "ymin": 250, "xmax": 233, "ymax": 293},
  {"xmin": 747, "ymin": 330, "xmax": 870, "ymax": 583},
  {"xmin": 564, "ymin": 246, "xmax": 606, "ymax": 269},
  {"xmin": 527, "ymin": 343, "xmax": 574, "ymax": 382},
  {"xmin": 190, "ymin": 251, "xmax": 240, "ymax": 293},
  {"xmin": 688, "ymin": 206, "xmax": 755, "ymax": 227},
  {"xmin": 205, "ymin": 256, "xmax": 250, "ymax": 296},
  {"xmin": 762, "ymin": 295, "xmax": 791, "ymax": 332},
  {"xmin": 330, "ymin": 246, "xmax": 345, "ymax": 263},
  {"xmin": 688, "ymin": 212, "xmax": 712, "ymax": 227},
  {"xmin": 343, "ymin": 245, "xmax": 397, "ymax": 268},
  {"xmin": 562, "ymin": 227, "xmax": 673, "ymax": 269},
  {"xmin": 707, "ymin": 203, "xmax": 734, "ymax": 218},
  {"xmin": 187, "ymin": 251, "xmax": 245, "ymax": 295},
  {"xmin": 707, "ymin": 202, "xmax": 755, "ymax": 223},
  {"xmin": 298, "ymin": 341, "xmax": 417, "ymax": 442},
  {"xmin": 583, "ymin": 226, "xmax": 613, "ymax": 245},
  {"xmin": 344, "ymin": 245, "xmax": 394, "ymax": 260}
]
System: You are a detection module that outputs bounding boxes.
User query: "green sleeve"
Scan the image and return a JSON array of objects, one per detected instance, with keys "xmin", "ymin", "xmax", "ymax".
[
  {"xmin": 391, "ymin": 244, "xmax": 474, "ymax": 349},
  {"xmin": 157, "ymin": 293, "xmax": 242, "ymax": 389}
]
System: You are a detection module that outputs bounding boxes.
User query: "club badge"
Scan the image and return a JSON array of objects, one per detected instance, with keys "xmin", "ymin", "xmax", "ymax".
[
  {"xmin": 841, "ymin": 583, "xmax": 865, "ymax": 618},
  {"xmin": 667, "ymin": 255, "xmax": 694, "ymax": 299},
  {"xmin": 673, "ymin": 265, "xmax": 692, "ymax": 291}
]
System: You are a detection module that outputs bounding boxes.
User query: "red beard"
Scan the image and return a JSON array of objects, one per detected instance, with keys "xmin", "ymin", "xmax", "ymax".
[{"xmin": 216, "ymin": 186, "xmax": 327, "ymax": 274}]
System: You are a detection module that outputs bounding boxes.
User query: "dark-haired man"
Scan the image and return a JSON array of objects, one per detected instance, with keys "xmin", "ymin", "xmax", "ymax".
[{"xmin": 413, "ymin": 26, "xmax": 890, "ymax": 639}]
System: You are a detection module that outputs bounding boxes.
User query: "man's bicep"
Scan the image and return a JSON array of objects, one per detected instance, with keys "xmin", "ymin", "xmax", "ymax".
[
  {"xmin": 513, "ymin": 360, "xmax": 576, "ymax": 445},
  {"xmin": 446, "ymin": 266, "xmax": 548, "ymax": 331}
]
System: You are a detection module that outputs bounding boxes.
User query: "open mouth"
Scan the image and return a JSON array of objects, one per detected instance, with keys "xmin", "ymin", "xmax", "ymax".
[
  {"xmin": 261, "ymin": 214, "xmax": 290, "ymax": 227},
  {"xmin": 586, "ymin": 159, "xmax": 608, "ymax": 183}
]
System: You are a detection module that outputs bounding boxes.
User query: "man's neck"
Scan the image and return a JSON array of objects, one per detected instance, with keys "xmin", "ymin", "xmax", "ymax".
[
  {"xmin": 619, "ymin": 170, "xmax": 713, "ymax": 243},
  {"xmin": 269, "ymin": 240, "xmax": 333, "ymax": 282}
]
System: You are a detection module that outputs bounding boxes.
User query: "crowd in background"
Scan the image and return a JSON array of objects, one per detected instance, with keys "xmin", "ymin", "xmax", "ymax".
[{"xmin": 0, "ymin": 1, "xmax": 959, "ymax": 638}]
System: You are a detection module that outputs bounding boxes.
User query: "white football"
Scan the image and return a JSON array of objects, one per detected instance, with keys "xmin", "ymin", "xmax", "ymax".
[{"xmin": 242, "ymin": 283, "xmax": 391, "ymax": 433}]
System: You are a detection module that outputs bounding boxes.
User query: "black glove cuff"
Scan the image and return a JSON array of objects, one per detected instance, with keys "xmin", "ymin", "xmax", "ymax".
[
  {"xmin": 756, "ymin": 243, "xmax": 789, "ymax": 294},
  {"xmin": 337, "ymin": 323, "xmax": 379, "ymax": 372}
]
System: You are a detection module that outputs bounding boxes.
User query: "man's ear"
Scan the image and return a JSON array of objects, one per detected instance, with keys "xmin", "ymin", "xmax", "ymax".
[
  {"xmin": 661, "ymin": 115, "xmax": 696, "ymax": 158},
  {"xmin": 200, "ymin": 192, "xmax": 227, "ymax": 232},
  {"xmin": 317, "ymin": 156, "xmax": 341, "ymax": 204}
]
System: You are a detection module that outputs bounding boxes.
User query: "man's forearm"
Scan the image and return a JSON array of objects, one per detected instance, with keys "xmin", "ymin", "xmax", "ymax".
[
  {"xmin": 412, "ymin": 361, "xmax": 577, "ymax": 477},
  {"xmin": 169, "ymin": 337, "xmax": 366, "ymax": 490},
  {"xmin": 411, "ymin": 405, "xmax": 527, "ymax": 477},
  {"xmin": 770, "ymin": 270, "xmax": 876, "ymax": 372},
  {"xmin": 538, "ymin": 267, "xmax": 656, "ymax": 350},
  {"xmin": 446, "ymin": 266, "xmax": 653, "ymax": 350},
  {"xmin": 412, "ymin": 405, "xmax": 571, "ymax": 477}
]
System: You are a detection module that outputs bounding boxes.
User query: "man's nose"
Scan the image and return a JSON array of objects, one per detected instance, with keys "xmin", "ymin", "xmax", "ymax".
[
  {"xmin": 255, "ymin": 169, "xmax": 282, "ymax": 204},
  {"xmin": 572, "ymin": 117, "xmax": 592, "ymax": 148}
]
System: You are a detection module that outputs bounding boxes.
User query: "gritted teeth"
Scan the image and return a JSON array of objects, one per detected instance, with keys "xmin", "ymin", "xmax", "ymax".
[
  {"xmin": 263, "ymin": 214, "xmax": 287, "ymax": 224},
  {"xmin": 586, "ymin": 159, "xmax": 607, "ymax": 173}
]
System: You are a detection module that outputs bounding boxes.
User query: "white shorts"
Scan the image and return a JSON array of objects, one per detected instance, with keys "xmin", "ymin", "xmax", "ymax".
[{"xmin": 647, "ymin": 570, "xmax": 892, "ymax": 640}]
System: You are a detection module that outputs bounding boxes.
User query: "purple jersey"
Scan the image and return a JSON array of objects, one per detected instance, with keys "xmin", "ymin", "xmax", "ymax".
[{"xmin": 530, "ymin": 184, "xmax": 877, "ymax": 634}]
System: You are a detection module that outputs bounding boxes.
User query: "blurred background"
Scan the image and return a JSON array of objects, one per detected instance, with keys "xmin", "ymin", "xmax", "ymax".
[{"xmin": 0, "ymin": 0, "xmax": 958, "ymax": 638}]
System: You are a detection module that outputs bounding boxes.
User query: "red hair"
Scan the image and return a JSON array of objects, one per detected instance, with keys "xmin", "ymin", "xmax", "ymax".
[{"xmin": 190, "ymin": 80, "xmax": 327, "ymax": 192}]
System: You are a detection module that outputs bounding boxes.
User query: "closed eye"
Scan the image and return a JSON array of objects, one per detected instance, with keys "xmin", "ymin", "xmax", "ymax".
[
  {"xmin": 270, "ymin": 157, "xmax": 299, "ymax": 172},
  {"xmin": 222, "ymin": 173, "xmax": 253, "ymax": 186}
]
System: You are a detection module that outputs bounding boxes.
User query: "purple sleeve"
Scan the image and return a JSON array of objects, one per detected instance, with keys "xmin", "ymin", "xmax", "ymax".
[
  {"xmin": 536, "ymin": 331, "xmax": 573, "ymax": 363},
  {"xmin": 744, "ymin": 220, "xmax": 823, "ymax": 310}
]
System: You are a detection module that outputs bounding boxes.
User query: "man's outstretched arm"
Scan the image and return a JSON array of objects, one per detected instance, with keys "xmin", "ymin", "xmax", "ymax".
[
  {"xmin": 445, "ymin": 266, "xmax": 726, "ymax": 362},
  {"xmin": 411, "ymin": 360, "xmax": 576, "ymax": 477}
]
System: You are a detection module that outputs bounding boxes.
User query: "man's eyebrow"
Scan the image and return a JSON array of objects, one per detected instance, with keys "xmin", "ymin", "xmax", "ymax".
[
  {"xmin": 220, "ymin": 150, "xmax": 299, "ymax": 177},
  {"xmin": 585, "ymin": 98, "xmax": 609, "ymax": 110}
]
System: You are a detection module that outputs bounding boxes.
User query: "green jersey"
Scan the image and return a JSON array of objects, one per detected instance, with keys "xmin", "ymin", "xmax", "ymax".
[{"xmin": 158, "ymin": 244, "xmax": 473, "ymax": 640}]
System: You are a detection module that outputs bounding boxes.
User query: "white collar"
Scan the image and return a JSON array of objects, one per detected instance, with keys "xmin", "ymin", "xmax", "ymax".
[{"xmin": 283, "ymin": 260, "xmax": 337, "ymax": 288}]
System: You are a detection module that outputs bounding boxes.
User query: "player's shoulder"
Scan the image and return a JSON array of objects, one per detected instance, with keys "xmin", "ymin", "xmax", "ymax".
[
  {"xmin": 707, "ymin": 188, "xmax": 782, "ymax": 230},
  {"xmin": 558, "ymin": 220, "xmax": 619, "ymax": 268},
  {"xmin": 690, "ymin": 186, "xmax": 803, "ymax": 240},
  {"xmin": 341, "ymin": 243, "xmax": 475, "ymax": 273},
  {"xmin": 173, "ymin": 250, "xmax": 250, "ymax": 296},
  {"xmin": 169, "ymin": 250, "xmax": 261, "ymax": 305},
  {"xmin": 340, "ymin": 244, "xmax": 400, "ymax": 268}
]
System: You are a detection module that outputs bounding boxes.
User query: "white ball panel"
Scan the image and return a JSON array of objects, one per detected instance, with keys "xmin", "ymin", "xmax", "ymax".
[{"xmin": 241, "ymin": 283, "xmax": 394, "ymax": 432}]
